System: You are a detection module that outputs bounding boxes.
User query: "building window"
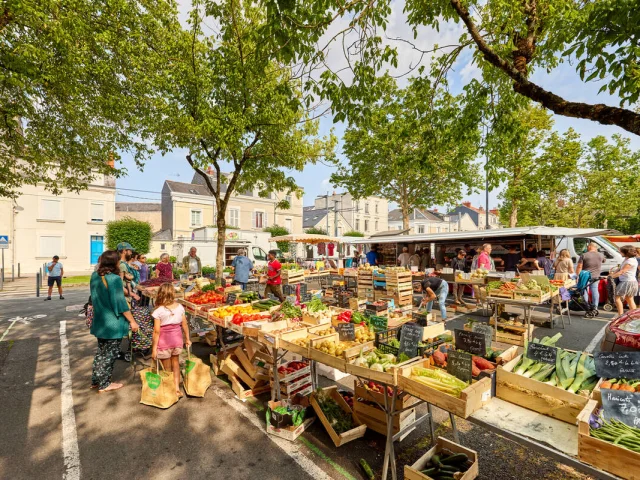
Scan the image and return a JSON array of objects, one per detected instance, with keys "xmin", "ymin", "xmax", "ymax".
[
  {"xmin": 364, "ymin": 220, "xmax": 369, "ymax": 232},
  {"xmin": 375, "ymin": 203, "xmax": 378, "ymax": 214},
  {"xmin": 355, "ymin": 219, "xmax": 360, "ymax": 231},
  {"xmin": 253, "ymin": 211, "xmax": 266, "ymax": 229},
  {"xmin": 375, "ymin": 221, "xmax": 378, "ymax": 231},
  {"xmin": 90, "ymin": 202, "xmax": 104, "ymax": 222},
  {"xmin": 160, "ymin": 243, "xmax": 166, "ymax": 250},
  {"xmin": 41, "ymin": 198, "xmax": 62, "ymax": 220},
  {"xmin": 354, "ymin": 201, "xmax": 359, "ymax": 212},
  {"xmin": 228, "ymin": 208, "xmax": 240, "ymax": 228},
  {"xmin": 365, "ymin": 203, "xmax": 369, "ymax": 214},
  {"xmin": 285, "ymin": 218, "xmax": 292, "ymax": 232},
  {"xmin": 285, "ymin": 195, "xmax": 292, "ymax": 205},
  {"xmin": 417, "ymin": 225, "xmax": 425, "ymax": 234},
  {"xmin": 40, "ymin": 235, "xmax": 63, "ymax": 257},
  {"xmin": 191, "ymin": 209, "xmax": 202, "ymax": 227}
]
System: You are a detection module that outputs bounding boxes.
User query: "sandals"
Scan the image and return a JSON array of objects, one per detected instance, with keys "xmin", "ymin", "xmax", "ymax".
[{"xmin": 98, "ymin": 383, "xmax": 123, "ymax": 393}]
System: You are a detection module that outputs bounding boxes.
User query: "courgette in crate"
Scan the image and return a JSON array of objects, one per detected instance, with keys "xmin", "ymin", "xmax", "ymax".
[{"xmin": 359, "ymin": 459, "xmax": 374, "ymax": 480}]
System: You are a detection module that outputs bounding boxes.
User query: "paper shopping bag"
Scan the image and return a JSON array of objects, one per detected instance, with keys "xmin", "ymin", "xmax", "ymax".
[
  {"xmin": 183, "ymin": 349, "xmax": 211, "ymax": 397},
  {"xmin": 140, "ymin": 361, "xmax": 178, "ymax": 409}
]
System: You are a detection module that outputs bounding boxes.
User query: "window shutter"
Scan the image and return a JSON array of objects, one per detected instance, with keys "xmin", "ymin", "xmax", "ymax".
[
  {"xmin": 90, "ymin": 203, "xmax": 104, "ymax": 222},
  {"xmin": 42, "ymin": 199, "xmax": 61, "ymax": 220},
  {"xmin": 252, "ymin": 211, "xmax": 257, "ymax": 228},
  {"xmin": 264, "ymin": 212, "xmax": 268, "ymax": 228}
]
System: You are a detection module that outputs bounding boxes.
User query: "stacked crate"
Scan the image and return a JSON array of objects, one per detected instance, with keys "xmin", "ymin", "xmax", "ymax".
[
  {"xmin": 357, "ymin": 270, "xmax": 374, "ymax": 300},
  {"xmin": 385, "ymin": 270, "xmax": 413, "ymax": 306},
  {"xmin": 269, "ymin": 360, "xmax": 313, "ymax": 399}
]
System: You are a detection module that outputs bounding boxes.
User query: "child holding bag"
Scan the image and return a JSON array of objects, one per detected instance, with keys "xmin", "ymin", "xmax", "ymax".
[{"xmin": 151, "ymin": 283, "xmax": 191, "ymax": 398}]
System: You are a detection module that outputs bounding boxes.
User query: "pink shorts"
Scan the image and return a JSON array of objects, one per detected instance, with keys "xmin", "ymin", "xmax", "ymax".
[{"xmin": 157, "ymin": 347, "xmax": 182, "ymax": 359}]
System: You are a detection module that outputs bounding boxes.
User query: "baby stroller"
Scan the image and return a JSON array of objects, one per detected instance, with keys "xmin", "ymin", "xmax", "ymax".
[
  {"xmin": 122, "ymin": 300, "xmax": 154, "ymax": 363},
  {"xmin": 568, "ymin": 271, "xmax": 599, "ymax": 318},
  {"xmin": 602, "ymin": 275, "xmax": 617, "ymax": 312}
]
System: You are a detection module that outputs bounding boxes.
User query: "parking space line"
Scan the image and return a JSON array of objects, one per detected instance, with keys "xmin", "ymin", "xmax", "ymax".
[
  {"xmin": 585, "ymin": 323, "xmax": 608, "ymax": 353},
  {"xmin": 60, "ymin": 321, "xmax": 81, "ymax": 480}
]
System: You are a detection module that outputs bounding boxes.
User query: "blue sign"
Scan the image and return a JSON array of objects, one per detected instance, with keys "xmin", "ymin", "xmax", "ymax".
[{"xmin": 0, "ymin": 235, "xmax": 8, "ymax": 249}]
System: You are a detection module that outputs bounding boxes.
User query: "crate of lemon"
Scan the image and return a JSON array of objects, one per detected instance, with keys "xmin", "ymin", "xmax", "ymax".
[{"xmin": 309, "ymin": 327, "xmax": 376, "ymax": 371}]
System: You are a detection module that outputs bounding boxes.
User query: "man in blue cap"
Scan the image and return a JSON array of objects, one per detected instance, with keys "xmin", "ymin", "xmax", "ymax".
[{"xmin": 117, "ymin": 242, "xmax": 139, "ymax": 302}]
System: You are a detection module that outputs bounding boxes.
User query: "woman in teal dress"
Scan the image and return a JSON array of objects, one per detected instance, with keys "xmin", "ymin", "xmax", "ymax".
[{"xmin": 90, "ymin": 250, "xmax": 139, "ymax": 393}]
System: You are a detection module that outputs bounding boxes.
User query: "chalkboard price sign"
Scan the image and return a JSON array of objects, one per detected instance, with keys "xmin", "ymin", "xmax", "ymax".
[
  {"xmin": 283, "ymin": 285, "xmax": 296, "ymax": 295},
  {"xmin": 301, "ymin": 293, "xmax": 312, "ymax": 303},
  {"xmin": 527, "ymin": 343, "xmax": 558, "ymax": 365},
  {"xmin": 370, "ymin": 315, "xmax": 388, "ymax": 332},
  {"xmin": 471, "ymin": 323, "xmax": 493, "ymax": 346},
  {"xmin": 226, "ymin": 293, "xmax": 237, "ymax": 305},
  {"xmin": 447, "ymin": 350, "xmax": 473, "ymax": 383},
  {"xmin": 595, "ymin": 352, "xmax": 640, "ymax": 379},
  {"xmin": 336, "ymin": 323, "xmax": 356, "ymax": 341},
  {"xmin": 454, "ymin": 329, "xmax": 486, "ymax": 355},
  {"xmin": 399, "ymin": 323, "xmax": 423, "ymax": 358},
  {"xmin": 601, "ymin": 388, "xmax": 640, "ymax": 428},
  {"xmin": 299, "ymin": 283, "xmax": 307, "ymax": 295}
]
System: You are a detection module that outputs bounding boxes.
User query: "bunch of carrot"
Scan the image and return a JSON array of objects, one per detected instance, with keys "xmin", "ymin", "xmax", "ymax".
[
  {"xmin": 430, "ymin": 346, "xmax": 496, "ymax": 376},
  {"xmin": 600, "ymin": 378, "xmax": 640, "ymax": 392}
]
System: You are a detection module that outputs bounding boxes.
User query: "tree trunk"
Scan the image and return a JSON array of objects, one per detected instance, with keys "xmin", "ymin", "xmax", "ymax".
[
  {"xmin": 216, "ymin": 214, "xmax": 226, "ymax": 286},
  {"xmin": 401, "ymin": 200, "xmax": 410, "ymax": 232},
  {"xmin": 509, "ymin": 201, "xmax": 518, "ymax": 227}
]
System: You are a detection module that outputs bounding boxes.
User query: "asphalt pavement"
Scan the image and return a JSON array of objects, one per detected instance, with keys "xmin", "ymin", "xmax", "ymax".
[{"xmin": 0, "ymin": 289, "xmax": 616, "ymax": 480}]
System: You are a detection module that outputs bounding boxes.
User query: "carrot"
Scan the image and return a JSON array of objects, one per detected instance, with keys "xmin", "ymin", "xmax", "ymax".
[
  {"xmin": 600, "ymin": 381, "xmax": 612, "ymax": 389},
  {"xmin": 473, "ymin": 356, "xmax": 496, "ymax": 371},
  {"xmin": 472, "ymin": 364, "xmax": 481, "ymax": 377},
  {"xmin": 636, "ymin": 385, "xmax": 640, "ymax": 392},
  {"xmin": 612, "ymin": 384, "xmax": 620, "ymax": 390},
  {"xmin": 620, "ymin": 385, "xmax": 636, "ymax": 392}
]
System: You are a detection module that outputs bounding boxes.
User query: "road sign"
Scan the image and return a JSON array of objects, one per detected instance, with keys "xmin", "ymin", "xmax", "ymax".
[{"xmin": 0, "ymin": 235, "xmax": 8, "ymax": 249}]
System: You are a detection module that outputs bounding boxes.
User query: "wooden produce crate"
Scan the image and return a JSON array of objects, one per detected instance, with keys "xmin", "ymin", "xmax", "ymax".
[
  {"xmin": 474, "ymin": 320, "xmax": 536, "ymax": 347},
  {"xmin": 354, "ymin": 381, "xmax": 419, "ymax": 410},
  {"xmin": 310, "ymin": 386, "xmax": 367, "ymax": 447},
  {"xmin": 397, "ymin": 359, "xmax": 492, "ymax": 419},
  {"xmin": 404, "ymin": 437, "xmax": 479, "ymax": 480},
  {"xmin": 308, "ymin": 348, "xmax": 347, "ymax": 371},
  {"xmin": 345, "ymin": 356, "xmax": 419, "ymax": 386},
  {"xmin": 353, "ymin": 399, "xmax": 416, "ymax": 438},
  {"xmin": 496, "ymin": 354, "xmax": 591, "ymax": 424},
  {"xmin": 487, "ymin": 289, "xmax": 514, "ymax": 299},
  {"xmin": 385, "ymin": 291, "xmax": 414, "ymax": 306},
  {"xmin": 386, "ymin": 315, "xmax": 414, "ymax": 329},
  {"xmin": 578, "ymin": 399, "xmax": 640, "ymax": 479},
  {"xmin": 221, "ymin": 355, "xmax": 262, "ymax": 389},
  {"xmin": 282, "ymin": 269, "xmax": 305, "ymax": 285},
  {"xmin": 349, "ymin": 298, "xmax": 366, "ymax": 311},
  {"xmin": 229, "ymin": 375, "xmax": 271, "ymax": 400},
  {"xmin": 208, "ymin": 308, "xmax": 230, "ymax": 328},
  {"xmin": 267, "ymin": 416, "xmax": 315, "ymax": 442},
  {"xmin": 421, "ymin": 322, "xmax": 446, "ymax": 342},
  {"xmin": 301, "ymin": 312, "xmax": 331, "ymax": 326},
  {"xmin": 278, "ymin": 329, "xmax": 312, "ymax": 356},
  {"xmin": 513, "ymin": 289, "xmax": 551, "ymax": 303},
  {"xmin": 234, "ymin": 345, "xmax": 269, "ymax": 382}
]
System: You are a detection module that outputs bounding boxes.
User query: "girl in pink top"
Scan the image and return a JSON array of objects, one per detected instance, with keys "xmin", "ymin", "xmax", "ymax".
[{"xmin": 151, "ymin": 283, "xmax": 191, "ymax": 397}]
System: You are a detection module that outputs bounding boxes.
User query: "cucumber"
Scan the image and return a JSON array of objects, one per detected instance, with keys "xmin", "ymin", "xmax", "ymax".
[
  {"xmin": 359, "ymin": 459, "xmax": 374, "ymax": 480},
  {"xmin": 440, "ymin": 453, "xmax": 469, "ymax": 465},
  {"xmin": 438, "ymin": 465, "xmax": 461, "ymax": 474},
  {"xmin": 431, "ymin": 454, "xmax": 443, "ymax": 467},
  {"xmin": 420, "ymin": 468, "xmax": 438, "ymax": 476}
]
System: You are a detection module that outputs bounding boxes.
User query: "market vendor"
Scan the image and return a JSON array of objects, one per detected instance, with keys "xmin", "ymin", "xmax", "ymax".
[
  {"xmin": 231, "ymin": 248, "xmax": 253, "ymax": 291},
  {"xmin": 366, "ymin": 246, "xmax": 379, "ymax": 266},
  {"xmin": 518, "ymin": 244, "xmax": 539, "ymax": 271},
  {"xmin": 451, "ymin": 249, "xmax": 468, "ymax": 306},
  {"xmin": 155, "ymin": 253, "xmax": 174, "ymax": 281},
  {"xmin": 397, "ymin": 246, "xmax": 411, "ymax": 267},
  {"xmin": 264, "ymin": 250, "xmax": 285, "ymax": 302},
  {"xmin": 182, "ymin": 247, "xmax": 202, "ymax": 276},
  {"xmin": 420, "ymin": 276, "xmax": 448, "ymax": 320},
  {"xmin": 504, "ymin": 246, "xmax": 521, "ymax": 272}
]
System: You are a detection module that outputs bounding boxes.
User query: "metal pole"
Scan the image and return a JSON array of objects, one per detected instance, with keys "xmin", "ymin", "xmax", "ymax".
[
  {"xmin": 11, "ymin": 264, "xmax": 14, "ymax": 282},
  {"xmin": 334, "ymin": 199, "xmax": 338, "ymax": 237},
  {"xmin": 18, "ymin": 263, "xmax": 20, "ymax": 278},
  {"xmin": 485, "ymin": 124, "xmax": 490, "ymax": 230},
  {"xmin": 325, "ymin": 192, "xmax": 329, "ymax": 235},
  {"xmin": 36, "ymin": 272, "xmax": 40, "ymax": 297},
  {"xmin": 1, "ymin": 249, "xmax": 4, "ymax": 283}
]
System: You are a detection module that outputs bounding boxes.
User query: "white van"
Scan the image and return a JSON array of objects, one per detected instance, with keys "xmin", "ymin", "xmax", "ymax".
[
  {"xmin": 555, "ymin": 236, "xmax": 622, "ymax": 275},
  {"xmin": 172, "ymin": 241, "xmax": 270, "ymax": 268}
]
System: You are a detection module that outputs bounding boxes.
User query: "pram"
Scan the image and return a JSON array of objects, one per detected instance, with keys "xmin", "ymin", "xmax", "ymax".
[
  {"xmin": 567, "ymin": 271, "xmax": 600, "ymax": 318},
  {"xmin": 602, "ymin": 275, "xmax": 617, "ymax": 312}
]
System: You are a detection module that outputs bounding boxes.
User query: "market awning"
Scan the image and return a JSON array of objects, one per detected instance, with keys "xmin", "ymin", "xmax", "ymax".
[
  {"xmin": 270, "ymin": 233, "xmax": 343, "ymax": 244},
  {"xmin": 343, "ymin": 226, "xmax": 615, "ymax": 244}
]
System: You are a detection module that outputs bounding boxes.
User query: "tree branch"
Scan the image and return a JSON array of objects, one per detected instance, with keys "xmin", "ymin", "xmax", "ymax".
[
  {"xmin": 186, "ymin": 153, "xmax": 218, "ymax": 199},
  {"xmin": 449, "ymin": 0, "xmax": 640, "ymax": 135}
]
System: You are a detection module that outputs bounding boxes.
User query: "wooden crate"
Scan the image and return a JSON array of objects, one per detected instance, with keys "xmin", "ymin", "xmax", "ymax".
[
  {"xmin": 397, "ymin": 359, "xmax": 492, "ymax": 419},
  {"xmin": 282, "ymin": 269, "xmax": 305, "ymax": 285},
  {"xmin": 229, "ymin": 374, "xmax": 270, "ymax": 400},
  {"xmin": 578, "ymin": 399, "xmax": 640, "ymax": 479},
  {"xmin": 310, "ymin": 386, "xmax": 367, "ymax": 447},
  {"xmin": 308, "ymin": 348, "xmax": 347, "ymax": 371},
  {"xmin": 421, "ymin": 322, "xmax": 446, "ymax": 342},
  {"xmin": 345, "ymin": 356, "xmax": 419, "ymax": 386},
  {"xmin": 386, "ymin": 292, "xmax": 413, "ymax": 306},
  {"xmin": 404, "ymin": 437, "xmax": 479, "ymax": 480},
  {"xmin": 354, "ymin": 381, "xmax": 418, "ymax": 410},
  {"xmin": 513, "ymin": 289, "xmax": 551, "ymax": 303},
  {"xmin": 496, "ymin": 354, "xmax": 591, "ymax": 424},
  {"xmin": 221, "ymin": 355, "xmax": 260, "ymax": 389},
  {"xmin": 385, "ymin": 271, "xmax": 412, "ymax": 283},
  {"xmin": 474, "ymin": 321, "xmax": 536, "ymax": 347},
  {"xmin": 487, "ymin": 289, "xmax": 514, "ymax": 299},
  {"xmin": 278, "ymin": 329, "xmax": 312, "ymax": 357},
  {"xmin": 354, "ymin": 399, "xmax": 416, "ymax": 437}
]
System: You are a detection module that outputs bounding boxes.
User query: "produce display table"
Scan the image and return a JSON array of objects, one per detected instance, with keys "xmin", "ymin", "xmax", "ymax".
[{"xmin": 485, "ymin": 297, "xmax": 568, "ymax": 342}]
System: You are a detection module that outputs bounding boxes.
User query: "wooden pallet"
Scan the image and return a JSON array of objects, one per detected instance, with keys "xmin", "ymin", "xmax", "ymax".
[
  {"xmin": 282, "ymin": 269, "xmax": 305, "ymax": 285},
  {"xmin": 310, "ymin": 386, "xmax": 367, "ymax": 447}
]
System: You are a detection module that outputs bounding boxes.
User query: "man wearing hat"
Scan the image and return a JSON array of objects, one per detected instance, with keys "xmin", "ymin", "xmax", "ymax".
[
  {"xmin": 45, "ymin": 255, "xmax": 64, "ymax": 301},
  {"xmin": 117, "ymin": 242, "xmax": 139, "ymax": 301}
]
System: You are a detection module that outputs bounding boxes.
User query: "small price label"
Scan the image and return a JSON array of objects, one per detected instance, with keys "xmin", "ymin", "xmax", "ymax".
[
  {"xmin": 447, "ymin": 350, "xmax": 473, "ymax": 383},
  {"xmin": 454, "ymin": 329, "xmax": 486, "ymax": 356},
  {"xmin": 527, "ymin": 343, "xmax": 558, "ymax": 365},
  {"xmin": 336, "ymin": 323, "xmax": 355, "ymax": 341},
  {"xmin": 226, "ymin": 293, "xmax": 237, "ymax": 305}
]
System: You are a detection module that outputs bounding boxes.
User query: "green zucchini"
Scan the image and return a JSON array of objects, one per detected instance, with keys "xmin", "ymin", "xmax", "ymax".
[
  {"xmin": 420, "ymin": 468, "xmax": 438, "ymax": 476},
  {"xmin": 359, "ymin": 459, "xmax": 374, "ymax": 480},
  {"xmin": 431, "ymin": 454, "xmax": 443, "ymax": 467},
  {"xmin": 437, "ymin": 465, "xmax": 461, "ymax": 474},
  {"xmin": 440, "ymin": 453, "xmax": 469, "ymax": 465}
]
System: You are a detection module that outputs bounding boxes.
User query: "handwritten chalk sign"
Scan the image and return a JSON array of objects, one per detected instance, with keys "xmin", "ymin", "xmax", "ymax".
[
  {"xmin": 399, "ymin": 323, "xmax": 423, "ymax": 358},
  {"xmin": 370, "ymin": 315, "xmax": 388, "ymax": 332},
  {"xmin": 527, "ymin": 343, "xmax": 558, "ymax": 365},
  {"xmin": 336, "ymin": 323, "xmax": 355, "ymax": 341},
  {"xmin": 226, "ymin": 293, "xmax": 237, "ymax": 305},
  {"xmin": 454, "ymin": 329, "xmax": 486, "ymax": 355},
  {"xmin": 301, "ymin": 293, "xmax": 312, "ymax": 303},
  {"xmin": 447, "ymin": 350, "xmax": 473, "ymax": 383},
  {"xmin": 299, "ymin": 283, "xmax": 307, "ymax": 295},
  {"xmin": 595, "ymin": 352, "xmax": 640, "ymax": 379},
  {"xmin": 471, "ymin": 323, "xmax": 493, "ymax": 346},
  {"xmin": 601, "ymin": 389, "xmax": 640, "ymax": 428}
]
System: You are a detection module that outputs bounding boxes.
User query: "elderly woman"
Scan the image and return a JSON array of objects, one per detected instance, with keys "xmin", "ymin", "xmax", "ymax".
[
  {"xmin": 610, "ymin": 245, "xmax": 638, "ymax": 315},
  {"xmin": 155, "ymin": 253, "xmax": 174, "ymax": 281},
  {"xmin": 90, "ymin": 250, "xmax": 139, "ymax": 393}
]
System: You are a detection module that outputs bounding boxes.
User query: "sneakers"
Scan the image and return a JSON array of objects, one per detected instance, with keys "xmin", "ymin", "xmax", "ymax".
[
  {"xmin": 44, "ymin": 297, "xmax": 51, "ymax": 301},
  {"xmin": 60, "ymin": 296, "xmax": 65, "ymax": 300}
]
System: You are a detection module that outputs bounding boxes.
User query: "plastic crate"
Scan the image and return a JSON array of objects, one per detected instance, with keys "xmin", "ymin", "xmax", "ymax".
[{"xmin": 374, "ymin": 327, "xmax": 445, "ymax": 357}]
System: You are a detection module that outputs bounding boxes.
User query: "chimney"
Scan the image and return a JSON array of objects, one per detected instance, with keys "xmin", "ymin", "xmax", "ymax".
[
  {"xmin": 107, "ymin": 152, "xmax": 115, "ymax": 169},
  {"xmin": 433, "ymin": 208, "xmax": 438, "ymax": 213},
  {"xmin": 462, "ymin": 201, "xmax": 471, "ymax": 207},
  {"xmin": 479, "ymin": 206, "xmax": 484, "ymax": 212},
  {"xmin": 206, "ymin": 166, "xmax": 214, "ymax": 175}
]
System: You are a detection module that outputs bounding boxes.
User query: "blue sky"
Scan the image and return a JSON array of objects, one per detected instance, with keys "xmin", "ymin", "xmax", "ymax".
[{"xmin": 115, "ymin": 3, "xmax": 640, "ymax": 214}]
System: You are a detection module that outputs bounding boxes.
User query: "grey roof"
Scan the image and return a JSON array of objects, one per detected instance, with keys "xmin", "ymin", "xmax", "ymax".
[
  {"xmin": 164, "ymin": 180, "xmax": 213, "ymax": 196},
  {"xmin": 370, "ymin": 229, "xmax": 411, "ymax": 237},
  {"xmin": 152, "ymin": 229, "xmax": 173, "ymax": 240},
  {"xmin": 388, "ymin": 208, "xmax": 446, "ymax": 222},
  {"xmin": 303, "ymin": 207, "xmax": 329, "ymax": 228},
  {"xmin": 116, "ymin": 202, "xmax": 161, "ymax": 212}
]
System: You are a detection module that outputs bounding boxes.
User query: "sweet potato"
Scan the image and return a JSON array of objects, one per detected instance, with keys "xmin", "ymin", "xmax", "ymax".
[{"xmin": 472, "ymin": 356, "xmax": 496, "ymax": 371}]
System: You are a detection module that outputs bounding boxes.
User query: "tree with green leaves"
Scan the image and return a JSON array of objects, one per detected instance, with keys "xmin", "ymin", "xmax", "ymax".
[
  {"xmin": 0, "ymin": 0, "xmax": 175, "ymax": 197},
  {"xmin": 264, "ymin": 225, "xmax": 290, "ymax": 252},
  {"xmin": 106, "ymin": 218, "xmax": 153, "ymax": 255},
  {"xmin": 306, "ymin": 227, "xmax": 328, "ymax": 235},
  {"xmin": 146, "ymin": 0, "xmax": 336, "ymax": 282},
  {"xmin": 263, "ymin": 0, "xmax": 640, "ymax": 136},
  {"xmin": 331, "ymin": 75, "xmax": 482, "ymax": 231}
]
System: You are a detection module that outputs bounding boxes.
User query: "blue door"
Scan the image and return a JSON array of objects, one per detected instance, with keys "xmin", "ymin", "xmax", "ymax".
[{"xmin": 90, "ymin": 236, "xmax": 104, "ymax": 264}]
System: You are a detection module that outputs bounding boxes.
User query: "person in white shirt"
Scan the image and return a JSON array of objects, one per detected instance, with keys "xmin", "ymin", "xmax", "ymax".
[
  {"xmin": 182, "ymin": 247, "xmax": 201, "ymax": 276},
  {"xmin": 609, "ymin": 245, "xmax": 638, "ymax": 315},
  {"xmin": 397, "ymin": 247, "xmax": 411, "ymax": 267}
]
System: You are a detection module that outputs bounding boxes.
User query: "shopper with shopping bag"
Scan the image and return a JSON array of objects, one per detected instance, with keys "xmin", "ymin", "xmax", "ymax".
[
  {"xmin": 183, "ymin": 346, "xmax": 211, "ymax": 397},
  {"xmin": 151, "ymin": 283, "xmax": 191, "ymax": 399},
  {"xmin": 140, "ymin": 360, "xmax": 179, "ymax": 409}
]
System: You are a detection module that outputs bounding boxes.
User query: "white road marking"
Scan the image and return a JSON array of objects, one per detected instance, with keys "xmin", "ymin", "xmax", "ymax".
[
  {"xmin": 59, "ymin": 321, "xmax": 81, "ymax": 480},
  {"xmin": 585, "ymin": 323, "xmax": 608, "ymax": 353},
  {"xmin": 65, "ymin": 305, "xmax": 85, "ymax": 312},
  {"xmin": 0, "ymin": 318, "xmax": 18, "ymax": 342},
  {"xmin": 5, "ymin": 314, "xmax": 47, "ymax": 325},
  {"xmin": 209, "ymin": 382, "xmax": 333, "ymax": 480}
]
